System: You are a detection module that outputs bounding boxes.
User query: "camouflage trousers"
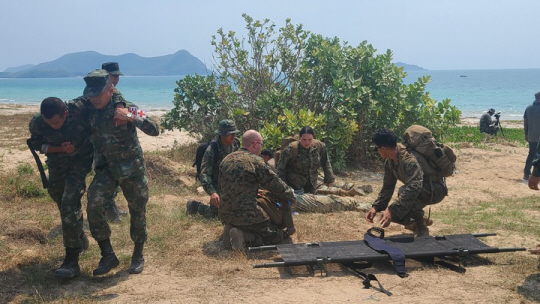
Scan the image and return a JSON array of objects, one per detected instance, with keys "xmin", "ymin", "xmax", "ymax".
[
  {"xmin": 233, "ymin": 220, "xmax": 285, "ymax": 247},
  {"xmin": 47, "ymin": 161, "xmax": 91, "ymax": 249},
  {"xmin": 389, "ymin": 177, "xmax": 448, "ymax": 224},
  {"xmin": 294, "ymin": 193, "xmax": 372, "ymax": 213},
  {"xmin": 197, "ymin": 202, "xmax": 218, "ymax": 219},
  {"xmin": 87, "ymin": 166, "xmax": 148, "ymax": 243}
]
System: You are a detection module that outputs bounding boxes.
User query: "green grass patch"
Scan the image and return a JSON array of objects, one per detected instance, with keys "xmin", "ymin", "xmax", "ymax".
[
  {"xmin": 436, "ymin": 195, "xmax": 540, "ymax": 236},
  {"xmin": 443, "ymin": 126, "xmax": 527, "ymax": 147}
]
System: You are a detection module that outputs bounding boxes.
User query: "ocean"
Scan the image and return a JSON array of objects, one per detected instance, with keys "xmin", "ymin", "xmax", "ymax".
[{"xmin": 1, "ymin": 69, "xmax": 539, "ymax": 120}]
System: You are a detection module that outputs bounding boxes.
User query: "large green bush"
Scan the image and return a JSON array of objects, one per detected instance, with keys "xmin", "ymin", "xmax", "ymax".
[{"xmin": 161, "ymin": 14, "xmax": 461, "ymax": 168}]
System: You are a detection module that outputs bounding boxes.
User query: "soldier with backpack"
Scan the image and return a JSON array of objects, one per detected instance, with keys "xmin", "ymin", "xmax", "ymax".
[
  {"xmin": 365, "ymin": 127, "xmax": 450, "ymax": 237},
  {"xmin": 186, "ymin": 119, "xmax": 241, "ymax": 219}
]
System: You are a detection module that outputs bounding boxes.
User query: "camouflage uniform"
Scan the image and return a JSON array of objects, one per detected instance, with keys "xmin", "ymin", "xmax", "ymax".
[
  {"xmin": 197, "ymin": 135, "xmax": 240, "ymax": 218},
  {"xmin": 277, "ymin": 141, "xmax": 335, "ymax": 193},
  {"xmin": 219, "ymin": 148, "xmax": 295, "ymax": 245},
  {"xmin": 86, "ymin": 92, "xmax": 159, "ymax": 243},
  {"xmin": 294, "ymin": 193, "xmax": 371, "ymax": 213},
  {"xmin": 372, "ymin": 143, "xmax": 447, "ymax": 224},
  {"xmin": 28, "ymin": 98, "xmax": 93, "ymax": 249},
  {"xmin": 480, "ymin": 112, "xmax": 499, "ymax": 135}
]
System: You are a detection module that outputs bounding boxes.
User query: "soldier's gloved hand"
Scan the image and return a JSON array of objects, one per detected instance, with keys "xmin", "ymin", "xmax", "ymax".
[
  {"xmin": 61, "ymin": 142, "xmax": 75, "ymax": 154},
  {"xmin": 210, "ymin": 193, "xmax": 220, "ymax": 207}
]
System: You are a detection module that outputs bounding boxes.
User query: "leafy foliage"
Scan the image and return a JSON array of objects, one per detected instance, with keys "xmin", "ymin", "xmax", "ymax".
[{"xmin": 162, "ymin": 14, "xmax": 461, "ymax": 167}]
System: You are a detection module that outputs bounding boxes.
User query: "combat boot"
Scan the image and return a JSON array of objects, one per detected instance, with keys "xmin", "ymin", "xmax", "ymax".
[
  {"xmin": 186, "ymin": 200, "xmax": 201, "ymax": 216},
  {"xmin": 129, "ymin": 242, "xmax": 144, "ymax": 274},
  {"xmin": 93, "ymin": 238, "xmax": 119, "ymax": 276},
  {"xmin": 414, "ymin": 218, "xmax": 430, "ymax": 237},
  {"xmin": 53, "ymin": 247, "xmax": 80, "ymax": 279},
  {"xmin": 404, "ymin": 217, "xmax": 433, "ymax": 232},
  {"xmin": 229, "ymin": 228, "xmax": 256, "ymax": 253},
  {"xmin": 220, "ymin": 224, "xmax": 233, "ymax": 249}
]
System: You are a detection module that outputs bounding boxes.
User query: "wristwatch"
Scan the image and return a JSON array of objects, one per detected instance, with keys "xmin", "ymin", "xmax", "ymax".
[{"xmin": 127, "ymin": 112, "xmax": 133, "ymax": 119}]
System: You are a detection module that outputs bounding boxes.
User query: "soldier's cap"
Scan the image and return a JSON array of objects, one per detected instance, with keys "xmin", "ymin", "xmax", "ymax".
[
  {"xmin": 83, "ymin": 69, "xmax": 110, "ymax": 97},
  {"xmin": 535, "ymin": 91, "xmax": 540, "ymax": 100},
  {"xmin": 101, "ymin": 62, "xmax": 123, "ymax": 76},
  {"xmin": 488, "ymin": 108, "xmax": 495, "ymax": 114},
  {"xmin": 216, "ymin": 119, "xmax": 240, "ymax": 136}
]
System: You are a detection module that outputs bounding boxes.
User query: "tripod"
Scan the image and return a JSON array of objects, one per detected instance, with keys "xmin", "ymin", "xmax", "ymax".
[{"xmin": 496, "ymin": 118, "xmax": 504, "ymax": 136}]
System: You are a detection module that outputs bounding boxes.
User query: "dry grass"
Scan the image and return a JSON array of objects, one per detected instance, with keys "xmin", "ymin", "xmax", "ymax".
[{"xmin": 0, "ymin": 113, "xmax": 539, "ymax": 303}]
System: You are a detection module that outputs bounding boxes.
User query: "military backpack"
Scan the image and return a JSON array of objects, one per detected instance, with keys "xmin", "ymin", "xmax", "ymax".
[
  {"xmin": 402, "ymin": 125, "xmax": 456, "ymax": 177},
  {"xmin": 193, "ymin": 140, "xmax": 219, "ymax": 180}
]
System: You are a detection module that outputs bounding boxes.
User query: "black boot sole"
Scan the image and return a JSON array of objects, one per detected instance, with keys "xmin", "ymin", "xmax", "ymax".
[{"xmin": 53, "ymin": 269, "xmax": 80, "ymax": 279}]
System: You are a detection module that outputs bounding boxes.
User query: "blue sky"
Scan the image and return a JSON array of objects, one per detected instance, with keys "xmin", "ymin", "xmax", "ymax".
[{"xmin": 1, "ymin": 0, "xmax": 539, "ymax": 71}]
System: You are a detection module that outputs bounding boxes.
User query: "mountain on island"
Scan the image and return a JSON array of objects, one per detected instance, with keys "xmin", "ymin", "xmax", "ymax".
[
  {"xmin": 395, "ymin": 62, "xmax": 427, "ymax": 71},
  {"xmin": 0, "ymin": 50, "xmax": 208, "ymax": 78}
]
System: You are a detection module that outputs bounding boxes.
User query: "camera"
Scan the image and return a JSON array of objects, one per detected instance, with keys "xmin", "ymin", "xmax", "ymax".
[{"xmin": 494, "ymin": 111, "xmax": 501, "ymax": 120}]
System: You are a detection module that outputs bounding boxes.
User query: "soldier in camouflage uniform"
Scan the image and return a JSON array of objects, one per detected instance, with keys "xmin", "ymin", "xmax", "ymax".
[
  {"xmin": 365, "ymin": 129, "xmax": 447, "ymax": 237},
  {"xmin": 83, "ymin": 69, "xmax": 159, "ymax": 276},
  {"xmin": 277, "ymin": 126, "xmax": 335, "ymax": 194},
  {"xmin": 219, "ymin": 130, "xmax": 296, "ymax": 251},
  {"xmin": 479, "ymin": 108, "xmax": 499, "ymax": 135},
  {"xmin": 100, "ymin": 62, "xmax": 127, "ymax": 223},
  {"xmin": 294, "ymin": 193, "xmax": 371, "ymax": 213},
  {"xmin": 28, "ymin": 97, "xmax": 93, "ymax": 279},
  {"xmin": 277, "ymin": 126, "xmax": 371, "ymax": 212},
  {"xmin": 186, "ymin": 119, "xmax": 241, "ymax": 219}
]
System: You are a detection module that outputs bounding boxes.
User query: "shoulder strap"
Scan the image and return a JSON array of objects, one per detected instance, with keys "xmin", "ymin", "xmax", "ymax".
[
  {"xmin": 26, "ymin": 139, "xmax": 48, "ymax": 189},
  {"xmin": 364, "ymin": 228, "xmax": 408, "ymax": 278},
  {"xmin": 290, "ymin": 141, "xmax": 299, "ymax": 164},
  {"xmin": 210, "ymin": 140, "xmax": 219, "ymax": 166}
]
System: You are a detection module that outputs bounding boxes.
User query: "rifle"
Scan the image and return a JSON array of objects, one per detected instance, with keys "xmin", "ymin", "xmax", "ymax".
[{"xmin": 27, "ymin": 139, "xmax": 49, "ymax": 188}]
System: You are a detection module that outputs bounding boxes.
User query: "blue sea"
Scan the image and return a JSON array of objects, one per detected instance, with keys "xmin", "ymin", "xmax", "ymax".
[{"xmin": 1, "ymin": 69, "xmax": 539, "ymax": 120}]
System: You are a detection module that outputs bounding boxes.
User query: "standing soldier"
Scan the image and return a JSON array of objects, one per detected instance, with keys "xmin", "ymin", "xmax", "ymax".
[
  {"xmin": 186, "ymin": 119, "xmax": 240, "ymax": 218},
  {"xmin": 219, "ymin": 130, "xmax": 296, "ymax": 251},
  {"xmin": 83, "ymin": 69, "xmax": 159, "ymax": 275},
  {"xmin": 100, "ymin": 62, "xmax": 127, "ymax": 222},
  {"xmin": 28, "ymin": 97, "xmax": 93, "ymax": 279},
  {"xmin": 523, "ymin": 91, "xmax": 540, "ymax": 180}
]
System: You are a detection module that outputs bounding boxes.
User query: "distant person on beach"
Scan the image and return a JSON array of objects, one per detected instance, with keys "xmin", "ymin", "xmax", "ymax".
[
  {"xmin": 28, "ymin": 97, "xmax": 93, "ymax": 279},
  {"xmin": 83, "ymin": 69, "xmax": 159, "ymax": 276},
  {"xmin": 479, "ymin": 108, "xmax": 499, "ymax": 135},
  {"xmin": 522, "ymin": 91, "xmax": 540, "ymax": 180},
  {"xmin": 365, "ymin": 128, "xmax": 447, "ymax": 237},
  {"xmin": 186, "ymin": 119, "xmax": 241, "ymax": 219},
  {"xmin": 100, "ymin": 62, "xmax": 127, "ymax": 222}
]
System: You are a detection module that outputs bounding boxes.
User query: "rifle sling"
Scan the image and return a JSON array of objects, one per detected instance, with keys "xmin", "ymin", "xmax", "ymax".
[
  {"xmin": 363, "ymin": 227, "xmax": 408, "ymax": 278},
  {"xmin": 27, "ymin": 139, "xmax": 49, "ymax": 189},
  {"xmin": 342, "ymin": 262, "xmax": 392, "ymax": 296}
]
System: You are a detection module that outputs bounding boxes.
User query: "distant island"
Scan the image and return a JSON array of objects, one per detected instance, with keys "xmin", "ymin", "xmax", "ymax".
[
  {"xmin": 395, "ymin": 62, "xmax": 427, "ymax": 71},
  {"xmin": 0, "ymin": 50, "xmax": 208, "ymax": 78}
]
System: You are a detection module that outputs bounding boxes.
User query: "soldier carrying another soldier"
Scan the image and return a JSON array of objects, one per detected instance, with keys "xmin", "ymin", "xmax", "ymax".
[{"xmin": 83, "ymin": 69, "xmax": 159, "ymax": 276}]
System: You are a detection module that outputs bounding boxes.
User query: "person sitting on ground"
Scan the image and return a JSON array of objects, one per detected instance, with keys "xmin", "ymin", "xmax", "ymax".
[
  {"xmin": 479, "ymin": 108, "xmax": 500, "ymax": 135},
  {"xmin": 276, "ymin": 126, "xmax": 372, "ymax": 213},
  {"xmin": 219, "ymin": 130, "xmax": 296, "ymax": 252},
  {"xmin": 186, "ymin": 119, "xmax": 241, "ymax": 219},
  {"xmin": 365, "ymin": 129, "xmax": 448, "ymax": 237}
]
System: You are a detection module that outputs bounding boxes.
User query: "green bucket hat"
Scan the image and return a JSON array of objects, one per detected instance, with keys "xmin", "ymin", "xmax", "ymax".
[
  {"xmin": 83, "ymin": 69, "xmax": 109, "ymax": 97},
  {"xmin": 101, "ymin": 62, "xmax": 123, "ymax": 76},
  {"xmin": 216, "ymin": 119, "xmax": 240, "ymax": 136}
]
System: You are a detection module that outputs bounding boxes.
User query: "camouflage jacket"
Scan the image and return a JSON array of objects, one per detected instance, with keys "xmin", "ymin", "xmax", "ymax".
[
  {"xmin": 218, "ymin": 148, "xmax": 295, "ymax": 226},
  {"xmin": 479, "ymin": 113, "xmax": 496, "ymax": 133},
  {"xmin": 28, "ymin": 98, "xmax": 93, "ymax": 169},
  {"xmin": 199, "ymin": 136, "xmax": 240, "ymax": 195},
  {"xmin": 276, "ymin": 141, "xmax": 335, "ymax": 192},
  {"xmin": 372, "ymin": 143, "xmax": 424, "ymax": 220},
  {"xmin": 87, "ymin": 92, "xmax": 159, "ymax": 179}
]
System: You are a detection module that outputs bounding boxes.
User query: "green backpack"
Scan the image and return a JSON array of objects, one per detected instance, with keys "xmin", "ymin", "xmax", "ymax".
[{"xmin": 402, "ymin": 125, "xmax": 456, "ymax": 177}]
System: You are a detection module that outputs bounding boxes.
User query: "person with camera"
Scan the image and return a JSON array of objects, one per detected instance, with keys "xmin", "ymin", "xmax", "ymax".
[{"xmin": 479, "ymin": 108, "xmax": 500, "ymax": 135}]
